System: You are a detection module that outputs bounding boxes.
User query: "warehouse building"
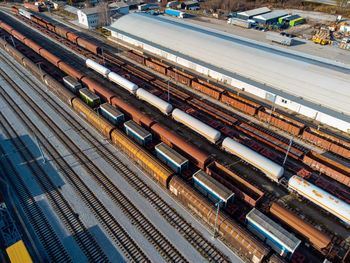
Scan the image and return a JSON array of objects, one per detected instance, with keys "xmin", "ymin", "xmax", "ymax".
[
  {"xmin": 253, "ymin": 10, "xmax": 288, "ymax": 24},
  {"xmin": 106, "ymin": 13, "xmax": 350, "ymax": 133},
  {"xmin": 237, "ymin": 7, "xmax": 270, "ymax": 20}
]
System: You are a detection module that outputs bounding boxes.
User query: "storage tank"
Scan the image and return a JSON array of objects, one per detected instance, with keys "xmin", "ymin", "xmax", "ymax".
[
  {"xmin": 136, "ymin": 88, "xmax": 173, "ymax": 115},
  {"xmin": 288, "ymin": 175, "xmax": 350, "ymax": 225},
  {"xmin": 222, "ymin": 137, "xmax": 284, "ymax": 181},
  {"xmin": 172, "ymin": 109, "xmax": 221, "ymax": 143},
  {"xmin": 86, "ymin": 59, "xmax": 110, "ymax": 78},
  {"xmin": 108, "ymin": 72, "xmax": 138, "ymax": 94}
]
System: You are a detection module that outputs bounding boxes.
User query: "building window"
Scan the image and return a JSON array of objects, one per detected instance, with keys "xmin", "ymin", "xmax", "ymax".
[{"xmin": 281, "ymin": 99, "xmax": 288, "ymax": 103}]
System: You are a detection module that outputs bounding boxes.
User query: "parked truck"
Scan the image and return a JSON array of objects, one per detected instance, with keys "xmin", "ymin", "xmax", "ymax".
[
  {"xmin": 165, "ymin": 8, "xmax": 185, "ymax": 18},
  {"xmin": 227, "ymin": 18, "xmax": 254, "ymax": 28},
  {"xmin": 266, "ymin": 32, "xmax": 293, "ymax": 46}
]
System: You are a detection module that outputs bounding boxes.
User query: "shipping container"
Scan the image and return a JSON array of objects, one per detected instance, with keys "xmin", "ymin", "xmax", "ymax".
[
  {"xmin": 63, "ymin": 76, "xmax": 82, "ymax": 93},
  {"xmin": 100, "ymin": 103, "xmax": 124, "ymax": 126},
  {"xmin": 79, "ymin": 88, "xmax": 100, "ymax": 108},
  {"xmin": 155, "ymin": 142, "xmax": 189, "ymax": 174},
  {"xmin": 124, "ymin": 120, "xmax": 152, "ymax": 146},
  {"xmin": 246, "ymin": 208, "xmax": 301, "ymax": 259},
  {"xmin": 193, "ymin": 170, "xmax": 234, "ymax": 206}
]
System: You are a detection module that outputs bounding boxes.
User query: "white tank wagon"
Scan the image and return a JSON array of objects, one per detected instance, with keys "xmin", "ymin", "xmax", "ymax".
[
  {"xmin": 19, "ymin": 9, "xmax": 32, "ymax": 19},
  {"xmin": 288, "ymin": 175, "xmax": 350, "ymax": 225},
  {"xmin": 136, "ymin": 88, "xmax": 173, "ymax": 115},
  {"xmin": 86, "ymin": 59, "xmax": 110, "ymax": 77},
  {"xmin": 108, "ymin": 72, "xmax": 138, "ymax": 94},
  {"xmin": 222, "ymin": 137, "xmax": 284, "ymax": 181},
  {"xmin": 172, "ymin": 109, "xmax": 221, "ymax": 143}
]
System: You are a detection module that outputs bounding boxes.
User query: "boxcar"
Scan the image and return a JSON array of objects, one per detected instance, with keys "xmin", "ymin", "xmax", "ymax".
[
  {"xmin": 63, "ymin": 76, "xmax": 82, "ymax": 93},
  {"xmin": 246, "ymin": 208, "xmax": 301, "ymax": 259},
  {"xmin": 100, "ymin": 103, "xmax": 125, "ymax": 126},
  {"xmin": 155, "ymin": 142, "xmax": 189, "ymax": 174},
  {"xmin": 79, "ymin": 88, "xmax": 100, "ymax": 108},
  {"xmin": 111, "ymin": 129, "xmax": 173, "ymax": 187},
  {"xmin": 124, "ymin": 120, "xmax": 152, "ymax": 146}
]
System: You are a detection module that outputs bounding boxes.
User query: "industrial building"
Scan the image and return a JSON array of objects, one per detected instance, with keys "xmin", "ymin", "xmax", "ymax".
[
  {"xmin": 237, "ymin": 7, "xmax": 271, "ymax": 20},
  {"xmin": 107, "ymin": 13, "xmax": 350, "ymax": 133},
  {"xmin": 77, "ymin": 2, "xmax": 129, "ymax": 28},
  {"xmin": 253, "ymin": 10, "xmax": 288, "ymax": 24}
]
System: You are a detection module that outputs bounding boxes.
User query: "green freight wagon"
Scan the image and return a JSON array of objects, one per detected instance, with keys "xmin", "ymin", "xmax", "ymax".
[
  {"xmin": 79, "ymin": 88, "xmax": 101, "ymax": 108},
  {"xmin": 290, "ymin": 17, "xmax": 305, "ymax": 26}
]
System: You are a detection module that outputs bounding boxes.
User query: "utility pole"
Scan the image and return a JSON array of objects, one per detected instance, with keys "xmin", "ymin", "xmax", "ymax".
[
  {"xmin": 213, "ymin": 200, "xmax": 223, "ymax": 239},
  {"xmin": 267, "ymin": 94, "xmax": 277, "ymax": 125},
  {"xmin": 282, "ymin": 137, "xmax": 293, "ymax": 166},
  {"xmin": 167, "ymin": 79, "xmax": 170, "ymax": 102}
]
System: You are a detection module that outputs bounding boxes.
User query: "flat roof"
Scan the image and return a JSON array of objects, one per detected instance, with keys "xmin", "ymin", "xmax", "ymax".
[
  {"xmin": 80, "ymin": 88, "xmax": 100, "ymax": 100},
  {"xmin": 246, "ymin": 208, "xmax": 301, "ymax": 252},
  {"xmin": 193, "ymin": 170, "xmax": 234, "ymax": 202},
  {"xmin": 237, "ymin": 7, "xmax": 271, "ymax": 17},
  {"xmin": 108, "ymin": 13, "xmax": 350, "ymax": 122},
  {"xmin": 100, "ymin": 103, "xmax": 124, "ymax": 117},
  {"xmin": 254, "ymin": 10, "xmax": 288, "ymax": 21},
  {"xmin": 155, "ymin": 142, "xmax": 188, "ymax": 166},
  {"xmin": 124, "ymin": 120, "xmax": 151, "ymax": 139}
]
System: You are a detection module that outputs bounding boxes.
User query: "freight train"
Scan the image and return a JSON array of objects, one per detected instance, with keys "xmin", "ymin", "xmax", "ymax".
[
  {"xmin": 2, "ymin": 16, "xmax": 350, "ymax": 228},
  {"xmin": 10, "ymin": 6, "xmax": 350, "ymax": 190},
  {"xmin": 0, "ymin": 24, "xmax": 346, "ymax": 262},
  {"xmin": 86, "ymin": 58, "xmax": 285, "ymax": 180}
]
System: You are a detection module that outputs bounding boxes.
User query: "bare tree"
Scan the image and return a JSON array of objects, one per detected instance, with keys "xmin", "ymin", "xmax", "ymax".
[{"xmin": 98, "ymin": 2, "xmax": 110, "ymax": 27}]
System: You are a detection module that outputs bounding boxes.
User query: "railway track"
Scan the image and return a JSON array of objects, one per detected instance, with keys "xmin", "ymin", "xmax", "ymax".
[
  {"xmin": 0, "ymin": 143, "xmax": 72, "ymax": 263},
  {"xmin": 0, "ymin": 66, "xmax": 151, "ymax": 263},
  {"xmin": 0, "ymin": 47, "xmax": 231, "ymax": 263},
  {"xmin": 0, "ymin": 55, "xmax": 192, "ymax": 263},
  {"xmin": 0, "ymin": 109, "xmax": 108, "ymax": 262}
]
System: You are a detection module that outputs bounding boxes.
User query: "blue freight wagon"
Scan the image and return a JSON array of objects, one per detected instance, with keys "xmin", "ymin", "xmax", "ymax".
[
  {"xmin": 193, "ymin": 170, "xmax": 234, "ymax": 207},
  {"xmin": 246, "ymin": 208, "xmax": 301, "ymax": 259},
  {"xmin": 155, "ymin": 142, "xmax": 189, "ymax": 174},
  {"xmin": 100, "ymin": 103, "xmax": 125, "ymax": 126},
  {"xmin": 124, "ymin": 120, "xmax": 152, "ymax": 146}
]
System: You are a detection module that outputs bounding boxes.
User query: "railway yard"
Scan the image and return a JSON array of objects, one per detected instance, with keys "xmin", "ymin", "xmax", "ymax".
[{"xmin": 0, "ymin": 4, "xmax": 350, "ymax": 263}]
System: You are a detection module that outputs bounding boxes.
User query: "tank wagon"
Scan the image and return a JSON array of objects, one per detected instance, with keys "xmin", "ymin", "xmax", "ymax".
[
  {"xmin": 288, "ymin": 175, "xmax": 350, "ymax": 225},
  {"xmin": 246, "ymin": 208, "xmax": 301, "ymax": 259},
  {"xmin": 6, "ymin": 28, "xmax": 350, "ymax": 262},
  {"xmin": 155, "ymin": 142, "xmax": 189, "ymax": 174},
  {"xmin": 86, "ymin": 58, "xmax": 110, "ymax": 77},
  {"xmin": 172, "ymin": 109, "xmax": 221, "ymax": 143},
  {"xmin": 269, "ymin": 202, "xmax": 331, "ymax": 253},
  {"xmin": 108, "ymin": 72, "xmax": 138, "ymax": 94},
  {"xmin": 10, "ymin": 11, "xmax": 350, "ymax": 189},
  {"xmin": 222, "ymin": 137, "xmax": 284, "ymax": 182},
  {"xmin": 136, "ymin": 88, "xmax": 173, "ymax": 115}
]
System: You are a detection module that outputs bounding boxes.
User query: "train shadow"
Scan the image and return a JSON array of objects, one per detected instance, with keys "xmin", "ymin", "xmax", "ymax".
[{"xmin": 0, "ymin": 134, "xmax": 66, "ymax": 198}]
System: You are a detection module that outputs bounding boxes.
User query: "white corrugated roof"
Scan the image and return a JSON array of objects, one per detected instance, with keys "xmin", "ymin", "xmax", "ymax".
[
  {"xmin": 237, "ymin": 7, "xmax": 270, "ymax": 17},
  {"xmin": 253, "ymin": 10, "xmax": 288, "ymax": 21},
  {"xmin": 110, "ymin": 13, "xmax": 350, "ymax": 117}
]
